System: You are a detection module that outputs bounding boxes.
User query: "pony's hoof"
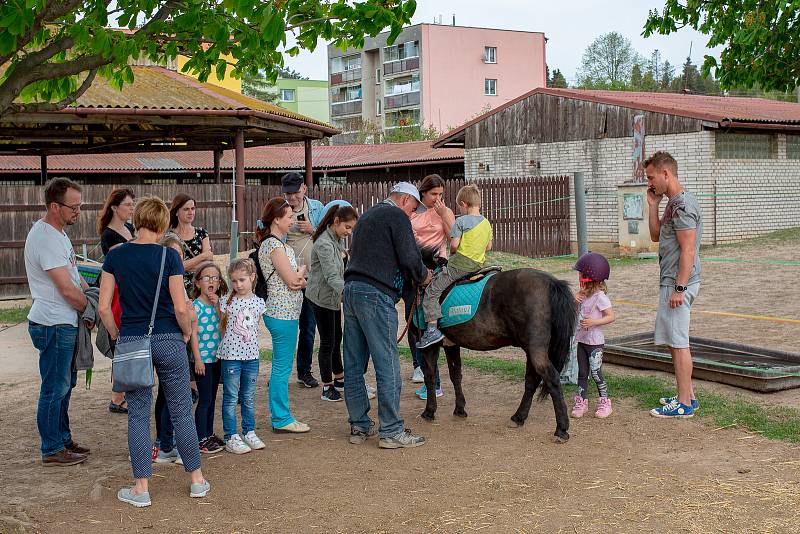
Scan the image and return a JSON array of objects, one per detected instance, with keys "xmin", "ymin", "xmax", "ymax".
[
  {"xmin": 453, "ymin": 408, "xmax": 468, "ymax": 418},
  {"xmin": 507, "ymin": 418, "xmax": 523, "ymax": 428},
  {"xmin": 554, "ymin": 431, "xmax": 569, "ymax": 443},
  {"xmin": 421, "ymin": 410, "xmax": 435, "ymax": 422}
]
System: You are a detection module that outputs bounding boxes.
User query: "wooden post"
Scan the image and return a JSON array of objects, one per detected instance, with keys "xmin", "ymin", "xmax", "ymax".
[
  {"xmin": 40, "ymin": 154, "xmax": 47, "ymax": 185},
  {"xmin": 304, "ymin": 139, "xmax": 313, "ymax": 188},
  {"xmin": 213, "ymin": 150, "xmax": 222, "ymax": 184},
  {"xmin": 235, "ymin": 130, "xmax": 246, "ymax": 248}
]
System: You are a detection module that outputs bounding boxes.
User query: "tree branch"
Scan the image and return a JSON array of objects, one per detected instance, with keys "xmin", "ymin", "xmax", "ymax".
[
  {"xmin": 0, "ymin": 0, "xmax": 84, "ymax": 65},
  {"xmin": 9, "ymin": 68, "xmax": 98, "ymax": 114}
]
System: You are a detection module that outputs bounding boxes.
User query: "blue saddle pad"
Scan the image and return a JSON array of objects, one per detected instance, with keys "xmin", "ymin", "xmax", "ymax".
[{"xmin": 413, "ymin": 272, "xmax": 496, "ymax": 330}]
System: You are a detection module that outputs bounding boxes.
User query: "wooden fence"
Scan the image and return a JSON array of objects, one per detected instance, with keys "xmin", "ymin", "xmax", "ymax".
[{"xmin": 0, "ymin": 176, "xmax": 570, "ymax": 298}]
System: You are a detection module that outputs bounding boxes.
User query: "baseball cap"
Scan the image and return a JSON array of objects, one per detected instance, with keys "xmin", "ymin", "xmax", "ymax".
[
  {"xmin": 281, "ymin": 172, "xmax": 305, "ymax": 194},
  {"xmin": 390, "ymin": 182, "xmax": 421, "ymax": 203}
]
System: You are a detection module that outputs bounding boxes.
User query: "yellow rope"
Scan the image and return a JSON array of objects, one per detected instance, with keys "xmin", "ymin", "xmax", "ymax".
[{"xmin": 613, "ymin": 299, "xmax": 800, "ymax": 326}]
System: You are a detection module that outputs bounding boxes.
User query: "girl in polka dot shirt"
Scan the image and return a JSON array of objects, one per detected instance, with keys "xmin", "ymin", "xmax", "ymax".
[{"xmin": 190, "ymin": 262, "xmax": 227, "ymax": 454}]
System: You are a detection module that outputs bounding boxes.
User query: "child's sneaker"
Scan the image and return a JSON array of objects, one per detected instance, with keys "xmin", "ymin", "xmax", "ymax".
[
  {"xmin": 595, "ymin": 397, "xmax": 612, "ymax": 418},
  {"xmin": 243, "ymin": 431, "xmax": 265, "ymax": 450},
  {"xmin": 365, "ymin": 383, "xmax": 376, "ymax": 400},
  {"xmin": 333, "ymin": 379, "xmax": 345, "ymax": 392},
  {"xmin": 155, "ymin": 448, "xmax": 178, "ymax": 463},
  {"xmin": 225, "ymin": 434, "xmax": 252, "ymax": 454},
  {"xmin": 571, "ymin": 395, "xmax": 588, "ymax": 418},
  {"xmin": 175, "ymin": 451, "xmax": 183, "ymax": 466},
  {"xmin": 659, "ymin": 395, "xmax": 700, "ymax": 411},
  {"xmin": 321, "ymin": 386, "xmax": 343, "ymax": 402},
  {"xmin": 415, "ymin": 385, "xmax": 443, "ymax": 400},
  {"xmin": 417, "ymin": 326, "xmax": 444, "ymax": 349},
  {"xmin": 151, "ymin": 445, "xmax": 160, "ymax": 463},
  {"xmin": 199, "ymin": 437, "xmax": 224, "ymax": 454},
  {"xmin": 650, "ymin": 399, "xmax": 694, "ymax": 418}
]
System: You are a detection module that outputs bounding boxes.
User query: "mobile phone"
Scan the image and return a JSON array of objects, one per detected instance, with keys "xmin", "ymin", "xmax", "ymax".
[{"xmin": 297, "ymin": 214, "xmax": 306, "ymax": 221}]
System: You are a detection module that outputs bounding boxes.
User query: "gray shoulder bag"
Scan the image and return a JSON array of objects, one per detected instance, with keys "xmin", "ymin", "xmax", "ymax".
[{"xmin": 111, "ymin": 247, "xmax": 166, "ymax": 392}]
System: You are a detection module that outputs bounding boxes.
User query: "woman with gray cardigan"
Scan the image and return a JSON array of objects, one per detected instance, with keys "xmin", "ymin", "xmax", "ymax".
[{"xmin": 306, "ymin": 203, "xmax": 358, "ymax": 402}]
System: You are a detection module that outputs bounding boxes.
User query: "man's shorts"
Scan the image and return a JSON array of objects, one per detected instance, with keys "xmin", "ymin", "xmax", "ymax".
[{"xmin": 654, "ymin": 283, "xmax": 700, "ymax": 349}]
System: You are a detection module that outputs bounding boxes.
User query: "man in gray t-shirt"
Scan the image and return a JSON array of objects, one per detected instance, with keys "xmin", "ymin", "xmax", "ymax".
[{"xmin": 645, "ymin": 151, "xmax": 702, "ymax": 419}]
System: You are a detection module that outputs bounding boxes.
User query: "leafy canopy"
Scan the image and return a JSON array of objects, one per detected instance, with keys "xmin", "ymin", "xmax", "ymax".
[
  {"xmin": 0, "ymin": 0, "xmax": 417, "ymax": 116},
  {"xmin": 644, "ymin": 1, "xmax": 799, "ymax": 92}
]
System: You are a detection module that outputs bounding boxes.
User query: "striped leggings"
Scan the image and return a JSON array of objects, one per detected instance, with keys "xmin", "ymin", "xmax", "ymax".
[{"xmin": 123, "ymin": 333, "xmax": 201, "ymax": 478}]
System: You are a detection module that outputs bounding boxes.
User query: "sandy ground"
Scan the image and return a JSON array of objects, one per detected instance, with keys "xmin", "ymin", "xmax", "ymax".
[{"xmin": 1, "ymin": 237, "xmax": 799, "ymax": 533}]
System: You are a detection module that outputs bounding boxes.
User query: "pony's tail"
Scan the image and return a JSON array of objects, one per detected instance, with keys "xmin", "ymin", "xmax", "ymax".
[{"xmin": 541, "ymin": 277, "xmax": 576, "ymax": 397}]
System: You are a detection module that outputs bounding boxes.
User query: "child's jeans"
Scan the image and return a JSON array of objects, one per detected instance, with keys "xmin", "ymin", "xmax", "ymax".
[
  {"xmin": 221, "ymin": 359, "xmax": 259, "ymax": 440},
  {"xmin": 422, "ymin": 265, "xmax": 471, "ymax": 323},
  {"xmin": 195, "ymin": 360, "xmax": 221, "ymax": 440}
]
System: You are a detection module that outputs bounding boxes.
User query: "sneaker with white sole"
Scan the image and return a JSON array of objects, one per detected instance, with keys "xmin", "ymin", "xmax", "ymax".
[
  {"xmin": 417, "ymin": 327, "xmax": 444, "ymax": 349},
  {"xmin": 321, "ymin": 386, "xmax": 343, "ymax": 402},
  {"xmin": 243, "ymin": 431, "xmax": 265, "ymax": 450},
  {"xmin": 117, "ymin": 487, "xmax": 151, "ymax": 508},
  {"xmin": 349, "ymin": 422, "xmax": 377, "ymax": 444},
  {"xmin": 379, "ymin": 428, "xmax": 426, "ymax": 449},
  {"xmin": 155, "ymin": 448, "xmax": 178, "ymax": 463},
  {"xmin": 411, "ymin": 367, "xmax": 424, "ymax": 383},
  {"xmin": 650, "ymin": 399, "xmax": 694, "ymax": 418},
  {"xmin": 415, "ymin": 385, "xmax": 443, "ymax": 400},
  {"xmin": 365, "ymin": 383, "xmax": 376, "ymax": 400},
  {"xmin": 273, "ymin": 420, "xmax": 311, "ymax": 433},
  {"xmin": 190, "ymin": 480, "xmax": 210, "ymax": 498},
  {"xmin": 175, "ymin": 451, "xmax": 183, "ymax": 465},
  {"xmin": 225, "ymin": 434, "xmax": 252, "ymax": 454},
  {"xmin": 333, "ymin": 378, "xmax": 345, "ymax": 392},
  {"xmin": 659, "ymin": 395, "xmax": 700, "ymax": 411}
]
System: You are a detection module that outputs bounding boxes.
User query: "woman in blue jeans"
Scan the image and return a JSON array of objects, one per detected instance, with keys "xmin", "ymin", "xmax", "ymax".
[
  {"xmin": 98, "ymin": 197, "xmax": 210, "ymax": 508},
  {"xmin": 257, "ymin": 197, "xmax": 310, "ymax": 433}
]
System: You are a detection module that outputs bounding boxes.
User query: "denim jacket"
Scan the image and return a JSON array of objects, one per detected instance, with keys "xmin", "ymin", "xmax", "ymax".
[{"xmin": 306, "ymin": 227, "xmax": 346, "ymax": 310}]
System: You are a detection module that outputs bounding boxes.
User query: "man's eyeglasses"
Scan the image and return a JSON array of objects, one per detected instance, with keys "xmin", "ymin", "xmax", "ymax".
[
  {"xmin": 56, "ymin": 201, "xmax": 83, "ymax": 213},
  {"xmin": 199, "ymin": 275, "xmax": 220, "ymax": 282}
]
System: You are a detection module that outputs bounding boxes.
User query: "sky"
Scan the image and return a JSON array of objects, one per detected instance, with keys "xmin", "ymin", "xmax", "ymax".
[{"xmin": 284, "ymin": 0, "xmax": 721, "ymax": 84}]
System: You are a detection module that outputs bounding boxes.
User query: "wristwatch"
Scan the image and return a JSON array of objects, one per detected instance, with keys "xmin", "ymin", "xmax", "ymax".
[{"xmin": 674, "ymin": 284, "xmax": 687, "ymax": 293}]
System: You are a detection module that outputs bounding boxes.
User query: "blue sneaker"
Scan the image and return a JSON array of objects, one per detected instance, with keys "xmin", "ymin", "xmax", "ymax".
[
  {"xmin": 415, "ymin": 385, "xmax": 443, "ymax": 400},
  {"xmin": 650, "ymin": 399, "xmax": 694, "ymax": 418},
  {"xmin": 417, "ymin": 327, "xmax": 444, "ymax": 349},
  {"xmin": 659, "ymin": 395, "xmax": 700, "ymax": 411}
]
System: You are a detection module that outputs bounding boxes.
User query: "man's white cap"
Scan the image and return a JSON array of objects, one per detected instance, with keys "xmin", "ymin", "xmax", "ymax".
[{"xmin": 390, "ymin": 182, "xmax": 421, "ymax": 203}]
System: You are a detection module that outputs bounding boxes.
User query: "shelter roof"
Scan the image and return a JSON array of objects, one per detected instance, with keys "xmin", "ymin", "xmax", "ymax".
[
  {"xmin": 433, "ymin": 88, "xmax": 800, "ymax": 148},
  {"xmin": 0, "ymin": 141, "xmax": 463, "ymax": 173}
]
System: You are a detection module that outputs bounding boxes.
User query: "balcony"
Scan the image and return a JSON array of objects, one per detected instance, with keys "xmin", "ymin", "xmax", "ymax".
[
  {"xmin": 383, "ymin": 57, "xmax": 419, "ymax": 76},
  {"xmin": 384, "ymin": 91, "xmax": 420, "ymax": 110},
  {"xmin": 331, "ymin": 100, "xmax": 363, "ymax": 117},
  {"xmin": 330, "ymin": 68, "xmax": 362, "ymax": 86}
]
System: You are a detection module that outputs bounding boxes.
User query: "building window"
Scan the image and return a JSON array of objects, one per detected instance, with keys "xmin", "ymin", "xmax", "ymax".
[
  {"xmin": 484, "ymin": 46, "xmax": 497, "ymax": 64},
  {"xmin": 485, "ymin": 78, "xmax": 497, "ymax": 96},
  {"xmin": 333, "ymin": 117, "xmax": 362, "ymax": 133},
  {"xmin": 384, "ymin": 40, "xmax": 420, "ymax": 62},
  {"xmin": 281, "ymin": 89, "xmax": 295, "ymax": 102},
  {"xmin": 385, "ymin": 108, "xmax": 420, "ymax": 128},
  {"xmin": 715, "ymin": 132, "xmax": 774, "ymax": 159},
  {"xmin": 384, "ymin": 73, "xmax": 420, "ymax": 96},
  {"xmin": 376, "ymin": 99, "xmax": 382, "ymax": 116},
  {"xmin": 375, "ymin": 68, "xmax": 381, "ymax": 85},
  {"xmin": 330, "ymin": 84, "xmax": 362, "ymax": 103},
  {"xmin": 787, "ymin": 135, "xmax": 800, "ymax": 159},
  {"xmin": 331, "ymin": 54, "xmax": 361, "ymax": 74}
]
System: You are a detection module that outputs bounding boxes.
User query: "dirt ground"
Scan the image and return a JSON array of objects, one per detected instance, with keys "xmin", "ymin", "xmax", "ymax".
[{"xmin": 1, "ymin": 236, "xmax": 799, "ymax": 533}]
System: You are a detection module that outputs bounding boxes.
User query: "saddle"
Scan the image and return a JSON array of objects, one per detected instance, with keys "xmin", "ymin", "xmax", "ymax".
[
  {"xmin": 412, "ymin": 266, "xmax": 501, "ymax": 330},
  {"xmin": 439, "ymin": 266, "xmax": 502, "ymax": 303}
]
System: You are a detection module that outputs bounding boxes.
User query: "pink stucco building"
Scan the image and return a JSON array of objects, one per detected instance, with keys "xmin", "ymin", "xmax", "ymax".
[{"xmin": 327, "ymin": 23, "xmax": 546, "ymax": 143}]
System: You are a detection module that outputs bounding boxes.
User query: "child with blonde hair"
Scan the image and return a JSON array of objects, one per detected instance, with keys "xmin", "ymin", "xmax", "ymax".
[
  {"xmin": 571, "ymin": 252, "xmax": 615, "ymax": 418},
  {"xmin": 217, "ymin": 258, "xmax": 266, "ymax": 454},
  {"xmin": 418, "ymin": 184, "xmax": 493, "ymax": 350}
]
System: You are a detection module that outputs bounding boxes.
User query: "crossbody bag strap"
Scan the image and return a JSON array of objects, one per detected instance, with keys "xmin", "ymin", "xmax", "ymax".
[{"xmin": 147, "ymin": 247, "xmax": 167, "ymax": 337}]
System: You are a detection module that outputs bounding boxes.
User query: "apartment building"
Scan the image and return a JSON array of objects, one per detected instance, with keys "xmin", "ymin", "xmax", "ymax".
[{"xmin": 327, "ymin": 23, "xmax": 546, "ymax": 144}]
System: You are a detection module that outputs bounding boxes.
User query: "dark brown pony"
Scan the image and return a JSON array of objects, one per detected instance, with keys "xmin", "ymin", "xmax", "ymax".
[{"xmin": 416, "ymin": 250, "xmax": 576, "ymax": 441}]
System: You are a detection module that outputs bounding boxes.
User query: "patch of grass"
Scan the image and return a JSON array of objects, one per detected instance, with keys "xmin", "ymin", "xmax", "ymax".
[
  {"xmin": 711, "ymin": 226, "xmax": 800, "ymax": 250},
  {"xmin": 259, "ymin": 349, "xmax": 273, "ymax": 362},
  {"xmin": 486, "ymin": 251, "xmax": 656, "ymax": 276},
  {"xmin": 399, "ymin": 347, "xmax": 800, "ymax": 443},
  {"xmin": 0, "ymin": 306, "xmax": 30, "ymax": 324}
]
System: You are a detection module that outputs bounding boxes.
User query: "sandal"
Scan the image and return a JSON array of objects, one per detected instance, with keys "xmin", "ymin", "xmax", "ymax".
[{"xmin": 109, "ymin": 400, "xmax": 128, "ymax": 414}]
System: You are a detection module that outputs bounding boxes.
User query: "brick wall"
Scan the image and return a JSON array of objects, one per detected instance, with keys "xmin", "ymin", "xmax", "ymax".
[{"xmin": 464, "ymin": 130, "xmax": 800, "ymax": 247}]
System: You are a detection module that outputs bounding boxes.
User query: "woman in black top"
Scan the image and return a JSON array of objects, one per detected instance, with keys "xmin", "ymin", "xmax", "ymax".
[
  {"xmin": 98, "ymin": 188, "xmax": 136, "ymax": 255},
  {"xmin": 97, "ymin": 188, "xmax": 136, "ymax": 414},
  {"xmin": 168, "ymin": 194, "xmax": 213, "ymax": 292}
]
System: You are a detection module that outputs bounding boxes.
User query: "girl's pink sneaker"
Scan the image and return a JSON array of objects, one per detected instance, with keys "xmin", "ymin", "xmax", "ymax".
[
  {"xmin": 571, "ymin": 395, "xmax": 588, "ymax": 418},
  {"xmin": 595, "ymin": 397, "xmax": 613, "ymax": 418}
]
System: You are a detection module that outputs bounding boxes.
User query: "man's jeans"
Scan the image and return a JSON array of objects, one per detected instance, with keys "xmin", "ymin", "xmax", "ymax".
[
  {"xmin": 29, "ymin": 322, "xmax": 78, "ymax": 457},
  {"xmin": 296, "ymin": 292, "xmax": 317, "ymax": 377},
  {"xmin": 221, "ymin": 359, "xmax": 259, "ymax": 440},
  {"xmin": 343, "ymin": 281, "xmax": 404, "ymax": 438}
]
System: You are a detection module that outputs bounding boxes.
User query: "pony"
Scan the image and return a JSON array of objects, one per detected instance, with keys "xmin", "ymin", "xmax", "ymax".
[{"xmin": 413, "ymin": 249, "xmax": 577, "ymax": 442}]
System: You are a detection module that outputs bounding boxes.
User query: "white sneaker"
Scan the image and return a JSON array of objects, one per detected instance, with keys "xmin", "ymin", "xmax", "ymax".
[
  {"xmin": 365, "ymin": 383, "xmax": 376, "ymax": 400},
  {"xmin": 243, "ymin": 431, "xmax": 265, "ymax": 450},
  {"xmin": 225, "ymin": 434, "xmax": 251, "ymax": 454},
  {"xmin": 175, "ymin": 451, "xmax": 183, "ymax": 465},
  {"xmin": 411, "ymin": 367, "xmax": 424, "ymax": 383}
]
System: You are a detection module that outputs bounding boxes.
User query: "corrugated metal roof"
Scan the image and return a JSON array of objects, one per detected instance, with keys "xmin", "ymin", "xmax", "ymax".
[
  {"xmin": 433, "ymin": 87, "xmax": 800, "ymax": 147},
  {"xmin": 0, "ymin": 141, "xmax": 463, "ymax": 172}
]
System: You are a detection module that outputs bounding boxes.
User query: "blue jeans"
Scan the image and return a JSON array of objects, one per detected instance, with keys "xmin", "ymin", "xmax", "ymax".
[
  {"xmin": 296, "ymin": 293, "xmax": 317, "ymax": 376},
  {"xmin": 343, "ymin": 281, "xmax": 404, "ymax": 438},
  {"xmin": 29, "ymin": 322, "xmax": 78, "ymax": 457},
  {"xmin": 264, "ymin": 316, "xmax": 299, "ymax": 428},
  {"xmin": 221, "ymin": 359, "xmax": 259, "ymax": 440}
]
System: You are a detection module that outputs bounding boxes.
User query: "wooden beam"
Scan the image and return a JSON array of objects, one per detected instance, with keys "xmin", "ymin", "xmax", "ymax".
[
  {"xmin": 245, "ymin": 116, "xmax": 325, "ymax": 139},
  {"xmin": 304, "ymin": 139, "xmax": 313, "ymax": 188},
  {"xmin": 213, "ymin": 149, "xmax": 222, "ymax": 184},
  {"xmin": 234, "ymin": 129, "xmax": 246, "ymax": 239},
  {"xmin": 40, "ymin": 154, "xmax": 47, "ymax": 185}
]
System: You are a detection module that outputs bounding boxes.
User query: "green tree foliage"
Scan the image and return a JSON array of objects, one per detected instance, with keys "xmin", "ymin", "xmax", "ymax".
[
  {"xmin": 670, "ymin": 56, "xmax": 721, "ymax": 94},
  {"xmin": 353, "ymin": 119, "xmax": 439, "ymax": 144},
  {"xmin": 0, "ymin": 0, "xmax": 416, "ymax": 117},
  {"xmin": 550, "ymin": 69, "xmax": 568, "ymax": 88},
  {"xmin": 660, "ymin": 60, "xmax": 675, "ymax": 90},
  {"xmin": 644, "ymin": 1, "xmax": 799, "ymax": 92},
  {"xmin": 577, "ymin": 32, "xmax": 638, "ymax": 88},
  {"xmin": 241, "ymin": 66, "xmax": 308, "ymax": 103}
]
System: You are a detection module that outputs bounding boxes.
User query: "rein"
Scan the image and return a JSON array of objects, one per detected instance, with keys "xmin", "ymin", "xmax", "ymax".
[{"xmin": 397, "ymin": 286, "xmax": 422, "ymax": 344}]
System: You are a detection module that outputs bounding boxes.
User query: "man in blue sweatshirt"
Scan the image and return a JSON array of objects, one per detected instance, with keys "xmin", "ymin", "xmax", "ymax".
[{"xmin": 343, "ymin": 182, "xmax": 432, "ymax": 449}]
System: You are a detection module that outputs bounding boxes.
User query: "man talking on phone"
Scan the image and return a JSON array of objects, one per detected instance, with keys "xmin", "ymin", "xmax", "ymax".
[{"xmin": 281, "ymin": 172, "xmax": 326, "ymax": 388}]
